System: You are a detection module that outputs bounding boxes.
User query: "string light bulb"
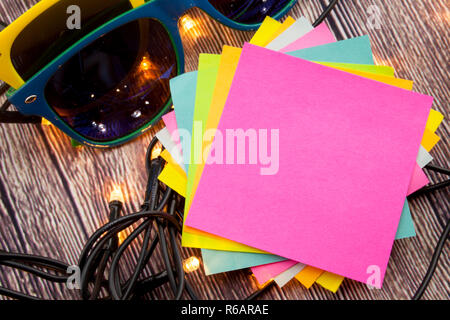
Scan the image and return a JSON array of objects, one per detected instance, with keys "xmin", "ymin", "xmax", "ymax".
[
  {"xmin": 183, "ymin": 256, "xmax": 201, "ymax": 273},
  {"xmin": 180, "ymin": 15, "xmax": 200, "ymax": 38},
  {"xmin": 41, "ymin": 118, "xmax": 52, "ymax": 126},
  {"xmin": 181, "ymin": 15, "xmax": 195, "ymax": 32},
  {"xmin": 118, "ymin": 229, "xmax": 128, "ymax": 247},
  {"xmin": 109, "ymin": 187, "xmax": 124, "ymax": 203},
  {"xmin": 140, "ymin": 56, "xmax": 152, "ymax": 71},
  {"xmin": 151, "ymin": 144, "xmax": 162, "ymax": 160}
]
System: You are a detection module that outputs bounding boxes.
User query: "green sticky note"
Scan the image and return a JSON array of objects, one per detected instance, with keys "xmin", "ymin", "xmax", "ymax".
[{"xmin": 184, "ymin": 54, "xmax": 221, "ymax": 226}]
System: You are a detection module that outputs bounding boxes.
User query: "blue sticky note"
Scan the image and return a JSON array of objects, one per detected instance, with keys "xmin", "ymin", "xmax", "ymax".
[
  {"xmin": 287, "ymin": 35, "xmax": 374, "ymax": 64},
  {"xmin": 396, "ymin": 201, "xmax": 416, "ymax": 239},
  {"xmin": 201, "ymin": 249, "xmax": 285, "ymax": 275},
  {"xmin": 170, "ymin": 71, "xmax": 198, "ymax": 172},
  {"xmin": 170, "ymin": 36, "xmax": 415, "ymax": 275}
]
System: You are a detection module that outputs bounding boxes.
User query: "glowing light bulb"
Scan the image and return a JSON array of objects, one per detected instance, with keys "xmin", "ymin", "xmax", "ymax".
[
  {"xmin": 110, "ymin": 187, "xmax": 124, "ymax": 203},
  {"xmin": 41, "ymin": 118, "xmax": 52, "ymax": 126},
  {"xmin": 183, "ymin": 256, "xmax": 200, "ymax": 273},
  {"xmin": 118, "ymin": 230, "xmax": 127, "ymax": 246},
  {"xmin": 151, "ymin": 145, "xmax": 162, "ymax": 160},
  {"xmin": 181, "ymin": 15, "xmax": 195, "ymax": 32},
  {"xmin": 140, "ymin": 57, "xmax": 152, "ymax": 71}
]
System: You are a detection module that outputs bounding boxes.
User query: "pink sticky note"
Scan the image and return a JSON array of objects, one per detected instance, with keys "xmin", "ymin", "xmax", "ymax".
[
  {"xmin": 254, "ymin": 165, "xmax": 429, "ymax": 283},
  {"xmin": 249, "ymin": 22, "xmax": 336, "ymax": 279},
  {"xmin": 280, "ymin": 23, "xmax": 336, "ymax": 52},
  {"xmin": 408, "ymin": 164, "xmax": 429, "ymax": 194},
  {"xmin": 162, "ymin": 111, "xmax": 182, "ymax": 155},
  {"xmin": 185, "ymin": 44, "xmax": 433, "ymax": 287},
  {"xmin": 252, "ymin": 260, "xmax": 297, "ymax": 285}
]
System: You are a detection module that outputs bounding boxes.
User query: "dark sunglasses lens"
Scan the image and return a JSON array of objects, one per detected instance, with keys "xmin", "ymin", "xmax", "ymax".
[
  {"xmin": 11, "ymin": 0, "xmax": 132, "ymax": 81},
  {"xmin": 44, "ymin": 18, "xmax": 178, "ymax": 142},
  {"xmin": 208, "ymin": 0, "xmax": 293, "ymax": 24}
]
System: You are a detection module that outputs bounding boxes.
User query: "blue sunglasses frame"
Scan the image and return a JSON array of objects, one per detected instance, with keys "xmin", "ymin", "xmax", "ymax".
[{"xmin": 7, "ymin": 0, "xmax": 297, "ymax": 148}]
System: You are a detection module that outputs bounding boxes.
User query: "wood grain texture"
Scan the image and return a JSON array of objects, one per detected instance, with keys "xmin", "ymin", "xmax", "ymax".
[{"xmin": 0, "ymin": 0, "xmax": 448, "ymax": 300}]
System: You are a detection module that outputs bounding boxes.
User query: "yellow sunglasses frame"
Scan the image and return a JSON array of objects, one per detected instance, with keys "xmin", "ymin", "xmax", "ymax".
[{"xmin": 0, "ymin": 0, "xmax": 145, "ymax": 89}]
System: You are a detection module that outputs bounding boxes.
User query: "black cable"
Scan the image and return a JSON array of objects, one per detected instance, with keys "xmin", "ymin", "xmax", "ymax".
[
  {"xmin": 408, "ymin": 163, "xmax": 450, "ymax": 199},
  {"xmin": 0, "ymin": 287, "xmax": 41, "ymax": 301},
  {"xmin": 245, "ymin": 281, "xmax": 275, "ymax": 300},
  {"xmin": 106, "ymin": 219, "xmax": 155, "ymax": 300},
  {"xmin": 0, "ymin": 20, "xmax": 7, "ymax": 30},
  {"xmin": 0, "ymin": 261, "xmax": 67, "ymax": 283},
  {"xmin": 0, "ymin": 32, "xmax": 43, "ymax": 125},
  {"xmin": 0, "ymin": 111, "xmax": 42, "ymax": 124},
  {"xmin": 168, "ymin": 199, "xmax": 188, "ymax": 298},
  {"xmin": 77, "ymin": 137, "xmax": 196, "ymax": 301},
  {"xmin": 120, "ymin": 222, "xmax": 155, "ymax": 299},
  {"xmin": 412, "ymin": 218, "xmax": 450, "ymax": 300},
  {"xmin": 0, "ymin": 136, "xmax": 195, "ymax": 300},
  {"xmin": 410, "ymin": 180, "xmax": 450, "ymax": 198},
  {"xmin": 0, "ymin": 100, "xmax": 11, "ymax": 112},
  {"xmin": 0, "ymin": 251, "xmax": 70, "ymax": 271},
  {"xmin": 313, "ymin": 0, "xmax": 339, "ymax": 27},
  {"xmin": 0, "ymin": 137, "xmax": 447, "ymax": 301},
  {"xmin": 426, "ymin": 164, "xmax": 450, "ymax": 176},
  {"xmin": 0, "ymin": 84, "xmax": 43, "ymax": 124},
  {"xmin": 0, "ymin": 83, "xmax": 10, "ymax": 97}
]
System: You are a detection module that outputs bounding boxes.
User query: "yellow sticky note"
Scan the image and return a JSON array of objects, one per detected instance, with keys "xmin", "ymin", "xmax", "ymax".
[
  {"xmin": 295, "ymin": 266, "xmax": 325, "ymax": 289},
  {"xmin": 160, "ymin": 149, "xmax": 188, "ymax": 181},
  {"xmin": 158, "ymin": 163, "xmax": 187, "ymax": 197},
  {"xmin": 319, "ymin": 62, "xmax": 394, "ymax": 77},
  {"xmin": 130, "ymin": 0, "xmax": 145, "ymax": 7},
  {"xmin": 41, "ymin": 118, "xmax": 52, "ymax": 126},
  {"xmin": 161, "ymin": 149, "xmax": 180, "ymax": 167},
  {"xmin": 422, "ymin": 129, "xmax": 440, "ymax": 151},
  {"xmin": 316, "ymin": 272, "xmax": 345, "ymax": 293},
  {"xmin": 249, "ymin": 16, "xmax": 281, "ymax": 46},
  {"xmin": 426, "ymin": 109, "xmax": 444, "ymax": 133}
]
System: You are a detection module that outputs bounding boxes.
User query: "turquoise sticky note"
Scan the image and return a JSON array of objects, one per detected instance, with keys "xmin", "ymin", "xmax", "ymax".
[
  {"xmin": 201, "ymin": 249, "xmax": 285, "ymax": 275},
  {"xmin": 170, "ymin": 71, "xmax": 198, "ymax": 171},
  {"xmin": 171, "ymin": 37, "xmax": 415, "ymax": 275},
  {"xmin": 396, "ymin": 201, "xmax": 416, "ymax": 239},
  {"xmin": 287, "ymin": 35, "xmax": 374, "ymax": 64}
]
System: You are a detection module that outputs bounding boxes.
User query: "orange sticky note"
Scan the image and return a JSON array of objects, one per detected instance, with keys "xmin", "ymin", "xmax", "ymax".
[
  {"xmin": 422, "ymin": 129, "xmax": 440, "ymax": 151},
  {"xmin": 295, "ymin": 266, "xmax": 325, "ymax": 289}
]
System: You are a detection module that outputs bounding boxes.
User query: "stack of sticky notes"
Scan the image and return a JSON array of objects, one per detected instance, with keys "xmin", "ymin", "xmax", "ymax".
[{"xmin": 156, "ymin": 16, "xmax": 444, "ymax": 292}]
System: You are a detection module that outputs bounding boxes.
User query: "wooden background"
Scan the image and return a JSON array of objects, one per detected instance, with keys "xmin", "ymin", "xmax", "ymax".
[{"xmin": 0, "ymin": 0, "xmax": 448, "ymax": 300}]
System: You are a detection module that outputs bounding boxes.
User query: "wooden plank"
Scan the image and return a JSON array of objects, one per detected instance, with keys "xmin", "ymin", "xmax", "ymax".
[{"xmin": 0, "ymin": 0, "xmax": 448, "ymax": 300}]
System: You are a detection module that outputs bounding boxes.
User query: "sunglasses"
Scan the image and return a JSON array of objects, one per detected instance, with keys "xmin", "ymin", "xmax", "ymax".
[{"xmin": 1, "ymin": 0, "xmax": 301, "ymax": 147}]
